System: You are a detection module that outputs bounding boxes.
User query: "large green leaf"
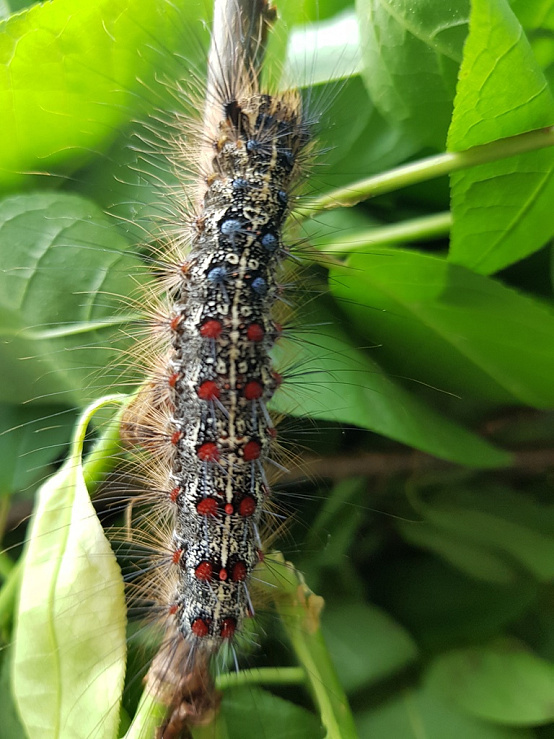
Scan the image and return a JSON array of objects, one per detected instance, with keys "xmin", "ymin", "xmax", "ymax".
[
  {"xmin": 0, "ymin": 192, "xmax": 143, "ymax": 406},
  {"xmin": 448, "ymin": 0, "xmax": 554, "ymax": 274},
  {"xmin": 212, "ymin": 687, "xmax": 324, "ymax": 738},
  {"xmin": 322, "ymin": 601, "xmax": 419, "ymax": 693},
  {"xmin": 356, "ymin": 0, "xmax": 469, "ymax": 148},
  {"xmin": 398, "ymin": 519, "xmax": 520, "ymax": 585},
  {"xmin": 409, "ymin": 484, "xmax": 554, "ymax": 581},
  {"xmin": 357, "ymin": 679, "xmax": 533, "ymax": 738},
  {"xmin": 330, "ymin": 248, "xmax": 554, "ymax": 408},
  {"xmin": 425, "ymin": 638, "xmax": 554, "ymax": 726},
  {"xmin": 12, "ymin": 397, "xmax": 127, "ymax": 739},
  {"xmin": 0, "ymin": 0, "xmax": 205, "ymax": 188},
  {"xmin": 509, "ymin": 0, "xmax": 554, "ymax": 29},
  {"xmin": 375, "ymin": 555, "xmax": 537, "ymax": 652},
  {"xmin": 0, "ymin": 403, "xmax": 75, "ymax": 495},
  {"xmin": 271, "ymin": 305, "xmax": 510, "ymax": 466}
]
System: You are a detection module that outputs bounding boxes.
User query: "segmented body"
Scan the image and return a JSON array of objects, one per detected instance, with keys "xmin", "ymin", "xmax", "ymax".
[{"xmin": 168, "ymin": 91, "xmax": 309, "ymax": 651}]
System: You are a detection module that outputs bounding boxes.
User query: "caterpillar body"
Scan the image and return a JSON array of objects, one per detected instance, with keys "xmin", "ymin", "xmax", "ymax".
[
  {"xmin": 9, "ymin": 0, "xmax": 338, "ymax": 736},
  {"xmin": 166, "ymin": 82, "xmax": 307, "ymax": 651}
]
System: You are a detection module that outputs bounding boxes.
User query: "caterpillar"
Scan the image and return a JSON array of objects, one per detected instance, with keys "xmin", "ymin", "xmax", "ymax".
[
  {"xmin": 6, "ymin": 1, "xmax": 362, "ymax": 737},
  {"xmin": 4, "ymin": 0, "xmax": 549, "ymax": 738}
]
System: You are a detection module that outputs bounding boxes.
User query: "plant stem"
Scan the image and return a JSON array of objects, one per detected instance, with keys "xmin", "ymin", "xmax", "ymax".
[
  {"xmin": 0, "ymin": 548, "xmax": 13, "ymax": 580},
  {"xmin": 216, "ymin": 666, "xmax": 306, "ymax": 690},
  {"xmin": 82, "ymin": 395, "xmax": 129, "ymax": 495},
  {"xmin": 261, "ymin": 553, "xmax": 359, "ymax": 739},
  {"xmin": 0, "ymin": 559, "xmax": 21, "ymax": 635},
  {"xmin": 318, "ymin": 211, "xmax": 452, "ymax": 255},
  {"xmin": 123, "ymin": 689, "xmax": 169, "ymax": 739},
  {"xmin": 296, "ymin": 126, "xmax": 554, "ymax": 219}
]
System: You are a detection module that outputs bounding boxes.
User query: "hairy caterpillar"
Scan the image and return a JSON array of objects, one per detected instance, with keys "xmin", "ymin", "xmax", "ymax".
[
  {"xmin": 4, "ymin": 0, "xmax": 554, "ymax": 738},
  {"xmin": 6, "ymin": 1, "xmax": 364, "ymax": 737}
]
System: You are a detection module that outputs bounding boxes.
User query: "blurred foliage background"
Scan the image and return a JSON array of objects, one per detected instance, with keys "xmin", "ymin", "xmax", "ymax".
[{"xmin": 1, "ymin": 0, "xmax": 554, "ymax": 737}]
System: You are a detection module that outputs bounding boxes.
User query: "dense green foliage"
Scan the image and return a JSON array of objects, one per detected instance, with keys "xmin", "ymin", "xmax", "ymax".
[{"xmin": 1, "ymin": 0, "xmax": 554, "ymax": 737}]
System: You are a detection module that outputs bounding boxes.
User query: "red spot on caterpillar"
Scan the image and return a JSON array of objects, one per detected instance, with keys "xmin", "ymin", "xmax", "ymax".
[
  {"xmin": 197, "ymin": 497, "xmax": 218, "ymax": 517},
  {"xmin": 220, "ymin": 617, "xmax": 236, "ymax": 639},
  {"xmin": 171, "ymin": 430, "xmax": 183, "ymax": 445},
  {"xmin": 195, "ymin": 561, "xmax": 213, "ymax": 581},
  {"xmin": 169, "ymin": 604, "xmax": 178, "ymax": 616},
  {"xmin": 239, "ymin": 496, "xmax": 256, "ymax": 517},
  {"xmin": 170, "ymin": 486, "xmax": 181, "ymax": 503},
  {"xmin": 267, "ymin": 427, "xmax": 277, "ymax": 439},
  {"xmin": 200, "ymin": 319, "xmax": 222, "ymax": 339},
  {"xmin": 219, "ymin": 568, "xmax": 228, "ymax": 581},
  {"xmin": 231, "ymin": 561, "xmax": 247, "ymax": 582},
  {"xmin": 244, "ymin": 381, "xmax": 263, "ymax": 400},
  {"xmin": 168, "ymin": 372, "xmax": 180, "ymax": 388},
  {"xmin": 224, "ymin": 503, "xmax": 234, "ymax": 515},
  {"xmin": 257, "ymin": 549, "xmax": 264, "ymax": 562},
  {"xmin": 180, "ymin": 260, "xmax": 190, "ymax": 274},
  {"xmin": 198, "ymin": 442, "xmax": 219, "ymax": 462},
  {"xmin": 243, "ymin": 440, "xmax": 261, "ymax": 461},
  {"xmin": 191, "ymin": 618, "xmax": 210, "ymax": 638},
  {"xmin": 247, "ymin": 323, "xmax": 264, "ymax": 342},
  {"xmin": 172, "ymin": 549, "xmax": 183, "ymax": 565},
  {"xmin": 274, "ymin": 322, "xmax": 283, "ymax": 336},
  {"xmin": 197, "ymin": 380, "xmax": 220, "ymax": 401},
  {"xmin": 272, "ymin": 371, "xmax": 283, "ymax": 387},
  {"xmin": 170, "ymin": 314, "xmax": 183, "ymax": 332}
]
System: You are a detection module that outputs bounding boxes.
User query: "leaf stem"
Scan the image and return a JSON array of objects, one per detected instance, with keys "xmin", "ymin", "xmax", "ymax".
[
  {"xmin": 317, "ymin": 211, "xmax": 452, "ymax": 255},
  {"xmin": 261, "ymin": 554, "xmax": 359, "ymax": 739},
  {"xmin": 123, "ymin": 689, "xmax": 169, "ymax": 739},
  {"xmin": 0, "ymin": 558, "xmax": 20, "ymax": 636},
  {"xmin": 82, "ymin": 394, "xmax": 129, "ymax": 496},
  {"xmin": 216, "ymin": 666, "xmax": 306, "ymax": 690},
  {"xmin": 296, "ymin": 126, "xmax": 554, "ymax": 219}
]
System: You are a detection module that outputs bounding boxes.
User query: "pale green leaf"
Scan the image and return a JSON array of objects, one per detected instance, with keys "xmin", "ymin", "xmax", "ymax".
[{"xmin": 12, "ymin": 397, "xmax": 127, "ymax": 739}]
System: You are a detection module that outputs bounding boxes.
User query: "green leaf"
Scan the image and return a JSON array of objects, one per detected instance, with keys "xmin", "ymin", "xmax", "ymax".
[
  {"xmin": 375, "ymin": 555, "xmax": 537, "ymax": 652},
  {"xmin": 425, "ymin": 637, "xmax": 554, "ymax": 726},
  {"xmin": 0, "ymin": 648, "xmax": 27, "ymax": 739},
  {"xmin": 330, "ymin": 248, "xmax": 554, "ymax": 409},
  {"xmin": 322, "ymin": 602, "xmax": 419, "ymax": 693},
  {"xmin": 356, "ymin": 0, "xmax": 469, "ymax": 148},
  {"xmin": 412, "ymin": 485, "xmax": 554, "ymax": 581},
  {"xmin": 448, "ymin": 0, "xmax": 554, "ymax": 274},
  {"xmin": 281, "ymin": 9, "xmax": 362, "ymax": 88},
  {"xmin": 0, "ymin": 404, "xmax": 75, "ymax": 495},
  {"xmin": 0, "ymin": 0, "xmax": 205, "ymax": 188},
  {"xmin": 271, "ymin": 303, "xmax": 510, "ymax": 466},
  {"xmin": 509, "ymin": 0, "xmax": 554, "ymax": 30},
  {"xmin": 357, "ymin": 680, "xmax": 533, "ymax": 738},
  {"xmin": 12, "ymin": 396, "xmax": 127, "ymax": 739},
  {"xmin": 209, "ymin": 687, "xmax": 324, "ymax": 739},
  {"xmin": 0, "ymin": 192, "xmax": 143, "ymax": 406},
  {"xmin": 398, "ymin": 519, "xmax": 519, "ymax": 585}
]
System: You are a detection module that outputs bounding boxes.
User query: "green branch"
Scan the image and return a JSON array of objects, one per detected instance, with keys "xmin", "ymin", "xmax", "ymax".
[
  {"xmin": 261, "ymin": 553, "xmax": 359, "ymax": 739},
  {"xmin": 295, "ymin": 126, "xmax": 554, "ymax": 219},
  {"xmin": 316, "ymin": 211, "xmax": 452, "ymax": 256}
]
